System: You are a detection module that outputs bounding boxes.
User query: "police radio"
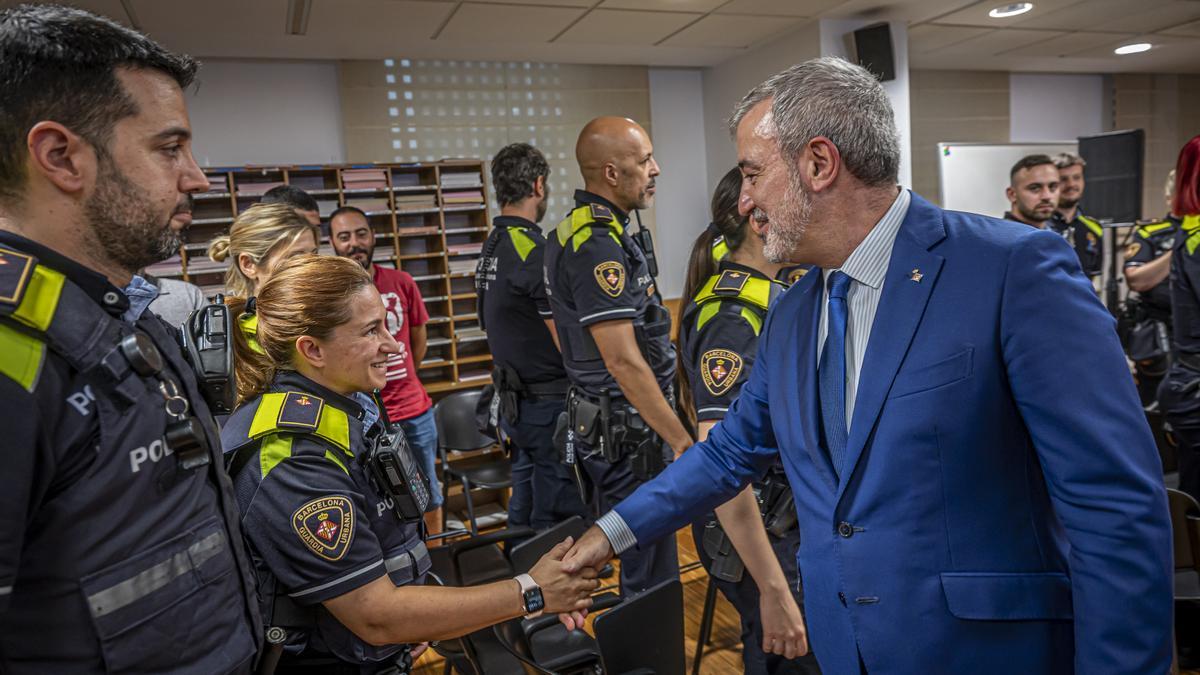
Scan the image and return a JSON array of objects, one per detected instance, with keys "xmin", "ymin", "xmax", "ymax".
[
  {"xmin": 366, "ymin": 428, "xmax": 431, "ymax": 523},
  {"xmin": 631, "ymin": 210, "xmax": 659, "ymax": 280},
  {"xmin": 179, "ymin": 297, "xmax": 235, "ymax": 415}
]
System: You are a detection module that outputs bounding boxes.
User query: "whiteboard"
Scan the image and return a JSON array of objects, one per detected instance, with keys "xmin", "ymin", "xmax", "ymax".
[{"xmin": 938, "ymin": 142, "xmax": 1077, "ymax": 218}]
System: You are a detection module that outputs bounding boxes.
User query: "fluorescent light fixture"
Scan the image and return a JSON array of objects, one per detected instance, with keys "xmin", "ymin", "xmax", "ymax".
[
  {"xmin": 1114, "ymin": 42, "xmax": 1152, "ymax": 55},
  {"xmin": 989, "ymin": 3, "xmax": 1034, "ymax": 18}
]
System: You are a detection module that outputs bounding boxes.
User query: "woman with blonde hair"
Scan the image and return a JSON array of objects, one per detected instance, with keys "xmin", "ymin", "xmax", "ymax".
[{"xmin": 221, "ymin": 255, "xmax": 597, "ymax": 673}]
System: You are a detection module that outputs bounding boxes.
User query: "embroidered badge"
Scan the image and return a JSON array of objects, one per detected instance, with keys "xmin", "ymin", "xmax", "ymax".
[
  {"xmin": 713, "ymin": 270, "xmax": 749, "ymax": 295},
  {"xmin": 589, "ymin": 203, "xmax": 614, "ymax": 223},
  {"xmin": 0, "ymin": 248, "xmax": 36, "ymax": 307},
  {"xmin": 701, "ymin": 349, "xmax": 743, "ymax": 397},
  {"xmin": 787, "ymin": 267, "xmax": 808, "ymax": 285},
  {"xmin": 277, "ymin": 391, "xmax": 323, "ymax": 430},
  {"xmin": 292, "ymin": 496, "xmax": 355, "ymax": 561},
  {"xmin": 1124, "ymin": 242, "xmax": 1142, "ymax": 259},
  {"xmin": 594, "ymin": 261, "xmax": 626, "ymax": 297}
]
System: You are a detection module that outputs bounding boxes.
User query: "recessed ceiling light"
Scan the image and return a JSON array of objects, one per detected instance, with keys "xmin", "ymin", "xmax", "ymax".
[
  {"xmin": 1114, "ymin": 42, "xmax": 1152, "ymax": 55},
  {"xmin": 989, "ymin": 2, "xmax": 1034, "ymax": 18}
]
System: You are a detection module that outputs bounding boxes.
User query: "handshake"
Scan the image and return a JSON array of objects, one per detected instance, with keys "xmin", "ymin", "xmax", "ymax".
[{"xmin": 524, "ymin": 527, "xmax": 616, "ymax": 620}]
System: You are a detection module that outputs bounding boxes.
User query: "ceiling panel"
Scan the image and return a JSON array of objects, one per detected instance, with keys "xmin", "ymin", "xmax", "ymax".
[
  {"xmin": 1065, "ymin": 31, "xmax": 1197, "ymax": 58},
  {"xmin": 997, "ymin": 30, "xmax": 1138, "ymax": 57},
  {"xmin": 924, "ymin": 0, "xmax": 1083, "ymax": 29},
  {"xmin": 459, "ymin": 0, "xmax": 594, "ymax": 5},
  {"xmin": 438, "ymin": 3, "xmax": 585, "ymax": 42},
  {"xmin": 713, "ymin": 0, "xmax": 848, "ymax": 17},
  {"xmin": 662, "ymin": 14, "xmax": 801, "ymax": 48},
  {"xmin": 1161, "ymin": 18, "xmax": 1200, "ymax": 36},
  {"xmin": 600, "ymin": 0, "xmax": 727, "ymax": 11},
  {"xmin": 907, "ymin": 24, "xmax": 991, "ymax": 53},
  {"xmin": 554, "ymin": 9, "xmax": 700, "ymax": 45},
  {"xmin": 1011, "ymin": 0, "xmax": 1178, "ymax": 31},
  {"xmin": 924, "ymin": 27, "xmax": 1069, "ymax": 56},
  {"xmin": 1086, "ymin": 1, "xmax": 1200, "ymax": 34}
]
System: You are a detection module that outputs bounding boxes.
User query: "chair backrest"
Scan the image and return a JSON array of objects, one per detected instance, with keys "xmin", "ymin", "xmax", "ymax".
[
  {"xmin": 509, "ymin": 517, "xmax": 587, "ymax": 574},
  {"xmin": 1168, "ymin": 488, "xmax": 1200, "ymax": 572},
  {"xmin": 434, "ymin": 390, "xmax": 496, "ymax": 453},
  {"xmin": 594, "ymin": 579, "xmax": 685, "ymax": 675}
]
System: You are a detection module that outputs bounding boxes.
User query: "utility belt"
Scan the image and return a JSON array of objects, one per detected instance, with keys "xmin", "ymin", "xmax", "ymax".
[
  {"xmin": 701, "ymin": 467, "xmax": 797, "ymax": 584},
  {"xmin": 1118, "ymin": 296, "xmax": 1172, "ymax": 378},
  {"xmin": 477, "ymin": 365, "xmax": 568, "ymax": 439},
  {"xmin": 556, "ymin": 387, "xmax": 666, "ymax": 481}
]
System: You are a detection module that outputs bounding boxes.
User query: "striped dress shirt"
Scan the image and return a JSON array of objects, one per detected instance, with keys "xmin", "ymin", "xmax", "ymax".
[{"xmin": 818, "ymin": 188, "xmax": 911, "ymax": 429}]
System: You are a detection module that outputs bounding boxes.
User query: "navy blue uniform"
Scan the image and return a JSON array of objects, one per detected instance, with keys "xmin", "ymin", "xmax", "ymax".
[
  {"xmin": 1125, "ymin": 218, "xmax": 1180, "ymax": 319},
  {"xmin": 544, "ymin": 190, "xmax": 678, "ymax": 593},
  {"xmin": 0, "ymin": 232, "xmax": 260, "ymax": 674},
  {"xmin": 679, "ymin": 262, "xmax": 820, "ymax": 675},
  {"xmin": 1050, "ymin": 210, "xmax": 1104, "ymax": 278},
  {"xmin": 1124, "ymin": 218, "xmax": 1179, "ymax": 404},
  {"xmin": 223, "ymin": 371, "xmax": 430, "ymax": 673},
  {"xmin": 477, "ymin": 215, "xmax": 587, "ymax": 530},
  {"xmin": 1160, "ymin": 215, "xmax": 1200, "ymax": 502}
]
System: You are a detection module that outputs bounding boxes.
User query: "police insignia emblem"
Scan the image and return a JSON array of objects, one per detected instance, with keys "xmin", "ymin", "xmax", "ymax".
[
  {"xmin": 594, "ymin": 261, "xmax": 626, "ymax": 297},
  {"xmin": 700, "ymin": 349, "xmax": 743, "ymax": 397},
  {"xmin": 589, "ymin": 203, "xmax": 614, "ymax": 222},
  {"xmin": 788, "ymin": 268, "xmax": 808, "ymax": 284},
  {"xmin": 1124, "ymin": 242, "xmax": 1142, "ymax": 259},
  {"xmin": 293, "ymin": 496, "xmax": 354, "ymax": 561},
  {"xmin": 0, "ymin": 248, "xmax": 36, "ymax": 307},
  {"xmin": 278, "ymin": 391, "xmax": 323, "ymax": 430}
]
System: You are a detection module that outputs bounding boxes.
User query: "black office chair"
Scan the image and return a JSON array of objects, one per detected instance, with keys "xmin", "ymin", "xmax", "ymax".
[
  {"xmin": 690, "ymin": 577, "xmax": 721, "ymax": 675},
  {"xmin": 434, "ymin": 390, "xmax": 512, "ymax": 535},
  {"xmin": 595, "ymin": 579, "xmax": 685, "ymax": 675}
]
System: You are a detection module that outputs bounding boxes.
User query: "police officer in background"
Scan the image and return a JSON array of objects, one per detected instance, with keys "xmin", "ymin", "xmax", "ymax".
[
  {"xmin": 476, "ymin": 142, "xmax": 588, "ymax": 529},
  {"xmin": 679, "ymin": 168, "xmax": 818, "ymax": 673},
  {"xmin": 0, "ymin": 5, "xmax": 260, "ymax": 672},
  {"xmin": 1123, "ymin": 170, "xmax": 1182, "ymax": 405},
  {"xmin": 1051, "ymin": 152, "xmax": 1104, "ymax": 279},
  {"xmin": 545, "ymin": 117, "xmax": 687, "ymax": 593}
]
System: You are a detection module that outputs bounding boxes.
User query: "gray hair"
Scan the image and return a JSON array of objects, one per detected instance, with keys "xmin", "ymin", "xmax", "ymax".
[
  {"xmin": 728, "ymin": 57, "xmax": 899, "ymax": 186},
  {"xmin": 1053, "ymin": 152, "xmax": 1086, "ymax": 170}
]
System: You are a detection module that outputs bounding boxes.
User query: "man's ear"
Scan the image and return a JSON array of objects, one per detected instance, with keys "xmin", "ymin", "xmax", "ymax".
[
  {"xmin": 603, "ymin": 162, "xmax": 620, "ymax": 187},
  {"xmin": 805, "ymin": 136, "xmax": 840, "ymax": 193},
  {"xmin": 533, "ymin": 175, "xmax": 546, "ymax": 199},
  {"xmin": 1005, "ymin": 186, "xmax": 1016, "ymax": 205},
  {"xmin": 295, "ymin": 335, "xmax": 325, "ymax": 369},
  {"xmin": 27, "ymin": 120, "xmax": 95, "ymax": 196}
]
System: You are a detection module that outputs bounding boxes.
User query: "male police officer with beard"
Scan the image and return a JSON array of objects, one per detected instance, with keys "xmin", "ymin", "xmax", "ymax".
[
  {"xmin": 0, "ymin": 5, "xmax": 260, "ymax": 673},
  {"xmin": 476, "ymin": 143, "xmax": 589, "ymax": 530},
  {"xmin": 544, "ymin": 117, "xmax": 688, "ymax": 593}
]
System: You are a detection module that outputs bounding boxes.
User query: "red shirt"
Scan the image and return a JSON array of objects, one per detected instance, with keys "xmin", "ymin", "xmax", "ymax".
[{"xmin": 372, "ymin": 264, "xmax": 432, "ymax": 421}]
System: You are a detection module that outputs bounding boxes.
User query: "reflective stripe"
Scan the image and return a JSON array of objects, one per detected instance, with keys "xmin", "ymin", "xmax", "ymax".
[
  {"xmin": 0, "ymin": 323, "xmax": 45, "ymax": 392},
  {"xmin": 696, "ymin": 406, "xmax": 729, "ymax": 416},
  {"xmin": 384, "ymin": 541, "xmax": 430, "ymax": 574},
  {"xmin": 1078, "ymin": 215, "xmax": 1103, "ymax": 237},
  {"xmin": 508, "ymin": 227, "xmax": 537, "ymax": 262},
  {"xmin": 250, "ymin": 392, "xmax": 352, "ymax": 453},
  {"xmin": 239, "ymin": 313, "xmax": 264, "ymax": 355},
  {"xmin": 740, "ymin": 305, "xmax": 763, "ymax": 336},
  {"xmin": 260, "ymin": 434, "xmax": 294, "ymax": 479},
  {"xmin": 87, "ymin": 531, "xmax": 225, "ymax": 619},
  {"xmin": 579, "ymin": 307, "xmax": 636, "ymax": 323},
  {"xmin": 695, "ymin": 300, "xmax": 721, "ymax": 333},
  {"xmin": 712, "ymin": 238, "xmax": 729, "ymax": 262},
  {"xmin": 12, "ymin": 264, "xmax": 66, "ymax": 332},
  {"xmin": 289, "ymin": 560, "xmax": 384, "ymax": 598}
]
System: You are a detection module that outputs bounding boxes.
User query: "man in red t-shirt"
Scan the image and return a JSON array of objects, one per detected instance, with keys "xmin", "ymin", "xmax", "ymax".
[{"xmin": 329, "ymin": 206, "xmax": 443, "ymax": 537}]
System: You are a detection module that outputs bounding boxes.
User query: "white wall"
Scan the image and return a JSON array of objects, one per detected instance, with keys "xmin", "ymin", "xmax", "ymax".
[
  {"xmin": 186, "ymin": 59, "xmax": 346, "ymax": 167},
  {"xmin": 1009, "ymin": 73, "xmax": 1104, "ymax": 142},
  {"xmin": 819, "ymin": 20, "xmax": 912, "ymax": 189},
  {"xmin": 648, "ymin": 68, "xmax": 710, "ymax": 299}
]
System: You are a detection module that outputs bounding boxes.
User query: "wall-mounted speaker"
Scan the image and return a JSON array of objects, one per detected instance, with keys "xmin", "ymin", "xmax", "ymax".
[{"xmin": 850, "ymin": 23, "xmax": 895, "ymax": 82}]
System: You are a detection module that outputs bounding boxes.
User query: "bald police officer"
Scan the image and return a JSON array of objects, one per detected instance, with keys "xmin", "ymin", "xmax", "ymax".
[
  {"xmin": 0, "ymin": 6, "xmax": 259, "ymax": 672},
  {"xmin": 544, "ymin": 117, "xmax": 687, "ymax": 594}
]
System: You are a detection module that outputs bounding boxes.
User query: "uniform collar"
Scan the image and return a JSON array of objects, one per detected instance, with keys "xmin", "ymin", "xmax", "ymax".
[
  {"xmin": 573, "ymin": 190, "xmax": 629, "ymax": 225},
  {"xmin": 0, "ymin": 230, "xmax": 130, "ymax": 316},
  {"xmin": 717, "ymin": 258, "xmax": 772, "ymax": 282},
  {"xmin": 494, "ymin": 215, "xmax": 539, "ymax": 231},
  {"xmin": 272, "ymin": 370, "xmax": 368, "ymax": 422}
]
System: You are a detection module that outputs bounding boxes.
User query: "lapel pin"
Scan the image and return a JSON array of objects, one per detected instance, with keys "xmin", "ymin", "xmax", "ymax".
[{"xmin": 909, "ymin": 268, "xmax": 923, "ymax": 283}]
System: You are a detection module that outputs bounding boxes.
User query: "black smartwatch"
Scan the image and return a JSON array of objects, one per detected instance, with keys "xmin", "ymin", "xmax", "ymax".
[{"xmin": 515, "ymin": 573, "xmax": 545, "ymax": 618}]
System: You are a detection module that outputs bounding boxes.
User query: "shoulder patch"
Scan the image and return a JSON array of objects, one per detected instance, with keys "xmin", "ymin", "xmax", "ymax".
[
  {"xmin": 783, "ymin": 266, "xmax": 809, "ymax": 285},
  {"xmin": 594, "ymin": 261, "xmax": 626, "ymax": 297},
  {"xmin": 713, "ymin": 270, "xmax": 750, "ymax": 296},
  {"xmin": 589, "ymin": 203, "xmax": 613, "ymax": 223},
  {"xmin": 1124, "ymin": 242, "xmax": 1141, "ymax": 260},
  {"xmin": 292, "ymin": 495, "xmax": 355, "ymax": 561},
  {"xmin": 278, "ymin": 391, "xmax": 324, "ymax": 430},
  {"xmin": 0, "ymin": 248, "xmax": 36, "ymax": 310},
  {"xmin": 701, "ymin": 348, "xmax": 743, "ymax": 397}
]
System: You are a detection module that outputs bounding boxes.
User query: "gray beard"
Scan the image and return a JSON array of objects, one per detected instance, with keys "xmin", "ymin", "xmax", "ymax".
[{"xmin": 762, "ymin": 176, "xmax": 812, "ymax": 264}]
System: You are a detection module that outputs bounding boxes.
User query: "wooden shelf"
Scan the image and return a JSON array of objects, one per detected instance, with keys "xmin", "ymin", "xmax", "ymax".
[
  {"xmin": 398, "ymin": 251, "xmax": 444, "ymax": 261},
  {"xmin": 457, "ymin": 354, "xmax": 493, "ymax": 365}
]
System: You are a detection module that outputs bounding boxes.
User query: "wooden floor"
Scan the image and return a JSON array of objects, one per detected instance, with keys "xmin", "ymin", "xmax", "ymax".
[{"xmin": 413, "ymin": 527, "xmax": 747, "ymax": 674}]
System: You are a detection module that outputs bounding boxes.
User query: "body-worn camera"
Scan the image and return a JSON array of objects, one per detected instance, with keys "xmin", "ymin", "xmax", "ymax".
[
  {"xmin": 179, "ymin": 299, "xmax": 235, "ymax": 415},
  {"xmin": 366, "ymin": 429, "xmax": 431, "ymax": 523}
]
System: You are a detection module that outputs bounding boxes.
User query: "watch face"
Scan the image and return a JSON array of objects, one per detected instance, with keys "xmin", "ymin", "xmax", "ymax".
[{"xmin": 524, "ymin": 588, "xmax": 545, "ymax": 614}]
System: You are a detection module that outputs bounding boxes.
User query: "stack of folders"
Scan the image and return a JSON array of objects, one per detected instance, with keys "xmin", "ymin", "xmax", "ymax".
[
  {"xmin": 440, "ymin": 172, "xmax": 481, "ymax": 189},
  {"xmin": 347, "ymin": 198, "xmax": 391, "ymax": 214},
  {"xmin": 205, "ymin": 174, "xmax": 228, "ymax": 193},
  {"xmin": 442, "ymin": 190, "xmax": 484, "ymax": 205},
  {"xmin": 394, "ymin": 193, "xmax": 438, "ymax": 212},
  {"xmin": 288, "ymin": 175, "xmax": 327, "ymax": 192},
  {"xmin": 236, "ymin": 180, "xmax": 285, "ymax": 197},
  {"xmin": 446, "ymin": 242, "xmax": 483, "ymax": 256},
  {"xmin": 448, "ymin": 258, "xmax": 479, "ymax": 275},
  {"xmin": 342, "ymin": 168, "xmax": 389, "ymax": 191}
]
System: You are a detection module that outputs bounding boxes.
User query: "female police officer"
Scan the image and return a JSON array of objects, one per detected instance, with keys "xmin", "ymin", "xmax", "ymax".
[
  {"xmin": 221, "ymin": 255, "xmax": 598, "ymax": 673},
  {"xmin": 677, "ymin": 168, "xmax": 820, "ymax": 674}
]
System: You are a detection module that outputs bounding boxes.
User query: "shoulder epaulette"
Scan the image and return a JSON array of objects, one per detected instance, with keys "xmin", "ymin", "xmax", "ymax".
[
  {"xmin": 1137, "ymin": 220, "xmax": 1174, "ymax": 238},
  {"xmin": 506, "ymin": 226, "xmax": 538, "ymax": 262},
  {"xmin": 1183, "ymin": 215, "xmax": 1200, "ymax": 255},
  {"xmin": 690, "ymin": 271, "xmax": 782, "ymax": 337},
  {"xmin": 555, "ymin": 205, "xmax": 623, "ymax": 252},
  {"xmin": 1077, "ymin": 214, "xmax": 1103, "ymax": 237},
  {"xmin": 0, "ymin": 322, "xmax": 46, "ymax": 392},
  {"xmin": 248, "ymin": 391, "xmax": 352, "ymax": 454}
]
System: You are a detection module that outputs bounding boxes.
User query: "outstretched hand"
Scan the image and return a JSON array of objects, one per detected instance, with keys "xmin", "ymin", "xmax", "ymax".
[
  {"xmin": 529, "ymin": 536, "xmax": 600, "ymax": 615},
  {"xmin": 557, "ymin": 526, "xmax": 615, "ymax": 630}
]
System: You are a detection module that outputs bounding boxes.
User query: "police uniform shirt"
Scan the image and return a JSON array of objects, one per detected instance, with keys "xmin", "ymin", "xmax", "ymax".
[
  {"xmin": 680, "ymin": 262, "xmax": 776, "ymax": 422},
  {"xmin": 544, "ymin": 190, "xmax": 676, "ymax": 396},
  {"xmin": 223, "ymin": 370, "xmax": 427, "ymax": 664},
  {"xmin": 0, "ymin": 231, "xmax": 259, "ymax": 672},
  {"xmin": 1124, "ymin": 217, "xmax": 1181, "ymax": 314},
  {"xmin": 1050, "ymin": 210, "xmax": 1104, "ymax": 277},
  {"xmin": 478, "ymin": 215, "xmax": 566, "ymax": 384},
  {"xmin": 1170, "ymin": 215, "xmax": 1200, "ymax": 355}
]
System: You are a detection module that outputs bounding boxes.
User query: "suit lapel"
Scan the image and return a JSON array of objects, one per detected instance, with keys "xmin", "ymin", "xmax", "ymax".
[
  {"xmin": 789, "ymin": 273, "xmax": 838, "ymax": 490},
  {"xmin": 836, "ymin": 195, "xmax": 946, "ymax": 501}
]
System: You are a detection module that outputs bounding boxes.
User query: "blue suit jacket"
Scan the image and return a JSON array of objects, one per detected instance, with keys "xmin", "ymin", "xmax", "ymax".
[{"xmin": 615, "ymin": 193, "xmax": 1173, "ymax": 674}]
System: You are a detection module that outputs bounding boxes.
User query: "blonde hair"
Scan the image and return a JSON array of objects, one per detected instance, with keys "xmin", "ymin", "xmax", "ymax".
[
  {"xmin": 1166, "ymin": 169, "xmax": 1177, "ymax": 211},
  {"xmin": 208, "ymin": 203, "xmax": 320, "ymax": 297},
  {"xmin": 229, "ymin": 255, "xmax": 373, "ymax": 405}
]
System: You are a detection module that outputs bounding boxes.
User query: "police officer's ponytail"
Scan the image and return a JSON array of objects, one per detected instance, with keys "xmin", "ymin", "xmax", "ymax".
[
  {"xmin": 228, "ymin": 255, "xmax": 373, "ymax": 405},
  {"xmin": 677, "ymin": 167, "xmax": 750, "ymax": 432}
]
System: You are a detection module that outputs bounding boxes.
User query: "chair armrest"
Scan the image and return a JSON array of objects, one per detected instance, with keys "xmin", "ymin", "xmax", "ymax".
[{"xmin": 521, "ymin": 592, "xmax": 623, "ymax": 635}]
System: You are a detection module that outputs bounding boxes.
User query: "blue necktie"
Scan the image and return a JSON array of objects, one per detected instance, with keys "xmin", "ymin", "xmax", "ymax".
[{"xmin": 819, "ymin": 271, "xmax": 851, "ymax": 477}]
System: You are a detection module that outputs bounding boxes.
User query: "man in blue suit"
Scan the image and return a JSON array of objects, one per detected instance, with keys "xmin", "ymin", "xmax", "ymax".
[{"xmin": 560, "ymin": 57, "xmax": 1173, "ymax": 674}]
